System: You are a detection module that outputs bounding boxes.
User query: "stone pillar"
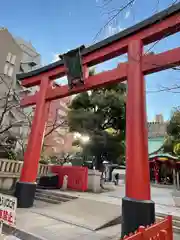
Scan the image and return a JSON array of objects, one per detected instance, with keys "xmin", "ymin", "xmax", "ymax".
[
  {"xmin": 177, "ymin": 171, "xmax": 180, "ymax": 190},
  {"xmin": 173, "ymin": 168, "xmax": 176, "ymax": 187},
  {"xmin": 88, "ymin": 169, "xmax": 101, "ymax": 193}
]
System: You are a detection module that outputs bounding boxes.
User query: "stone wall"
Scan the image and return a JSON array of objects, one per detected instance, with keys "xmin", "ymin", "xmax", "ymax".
[
  {"xmin": 0, "ymin": 159, "xmax": 49, "ymax": 191},
  {"xmin": 148, "ymin": 122, "xmax": 167, "ymax": 138}
]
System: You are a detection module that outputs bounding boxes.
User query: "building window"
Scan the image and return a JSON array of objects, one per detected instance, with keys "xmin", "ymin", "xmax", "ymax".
[
  {"xmin": 7, "ymin": 66, "xmax": 14, "ymax": 77},
  {"xmin": 4, "ymin": 63, "xmax": 9, "ymax": 75},
  {"xmin": 11, "ymin": 55, "xmax": 16, "ymax": 65},
  {"xmin": 4, "ymin": 64, "xmax": 14, "ymax": 77},
  {"xmin": 6, "ymin": 52, "xmax": 16, "ymax": 65},
  {"xmin": 6, "ymin": 52, "xmax": 11, "ymax": 62},
  {"xmin": 52, "ymin": 147, "xmax": 57, "ymax": 152},
  {"xmin": 4, "ymin": 53, "xmax": 16, "ymax": 77},
  {"xmin": 58, "ymin": 109, "xmax": 67, "ymax": 116}
]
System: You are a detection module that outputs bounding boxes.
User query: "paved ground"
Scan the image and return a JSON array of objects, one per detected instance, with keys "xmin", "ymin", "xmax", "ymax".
[
  {"xmin": 60, "ymin": 184, "xmax": 180, "ymax": 217},
  {"xmin": 30, "ymin": 198, "xmax": 121, "ymax": 231},
  {"xmin": 101, "ymin": 185, "xmax": 180, "ymax": 217},
  {"xmin": 174, "ymin": 234, "xmax": 180, "ymax": 240},
  {"xmin": 12, "ymin": 208, "xmax": 121, "ymax": 240},
  {"xmin": 5, "ymin": 184, "xmax": 180, "ymax": 239},
  {"xmin": 0, "ymin": 235, "xmax": 20, "ymax": 239},
  {"xmin": 102, "ymin": 184, "xmax": 175, "ymax": 206},
  {"xmin": 4, "ymin": 237, "xmax": 20, "ymax": 239},
  {"xmin": 55, "ymin": 184, "xmax": 175, "ymax": 205}
]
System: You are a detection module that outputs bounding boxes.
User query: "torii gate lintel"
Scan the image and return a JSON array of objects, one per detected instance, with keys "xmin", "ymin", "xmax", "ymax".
[{"xmin": 21, "ymin": 46, "xmax": 180, "ymax": 107}]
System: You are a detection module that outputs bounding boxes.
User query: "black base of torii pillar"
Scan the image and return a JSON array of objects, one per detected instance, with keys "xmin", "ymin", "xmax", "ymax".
[
  {"xmin": 14, "ymin": 78, "xmax": 50, "ymax": 208},
  {"xmin": 121, "ymin": 40, "xmax": 155, "ymax": 237}
]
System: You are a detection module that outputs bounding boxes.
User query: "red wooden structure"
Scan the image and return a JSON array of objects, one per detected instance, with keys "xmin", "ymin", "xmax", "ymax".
[
  {"xmin": 149, "ymin": 154, "xmax": 178, "ymax": 184},
  {"xmin": 122, "ymin": 216, "xmax": 173, "ymax": 240},
  {"xmin": 14, "ymin": 2, "xmax": 180, "ymax": 238},
  {"xmin": 50, "ymin": 166, "xmax": 88, "ymax": 191}
]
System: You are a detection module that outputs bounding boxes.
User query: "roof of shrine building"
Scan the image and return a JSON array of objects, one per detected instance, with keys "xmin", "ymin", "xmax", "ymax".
[
  {"xmin": 16, "ymin": 2, "xmax": 180, "ymax": 81},
  {"xmin": 148, "ymin": 136, "xmax": 165, "ymax": 155}
]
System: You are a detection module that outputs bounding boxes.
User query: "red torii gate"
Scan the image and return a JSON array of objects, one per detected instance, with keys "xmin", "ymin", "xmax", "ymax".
[{"xmin": 15, "ymin": 3, "xmax": 180, "ymax": 237}]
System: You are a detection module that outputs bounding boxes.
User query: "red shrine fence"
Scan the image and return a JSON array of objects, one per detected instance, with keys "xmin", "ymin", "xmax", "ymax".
[
  {"xmin": 122, "ymin": 216, "xmax": 173, "ymax": 240},
  {"xmin": 51, "ymin": 166, "xmax": 88, "ymax": 191}
]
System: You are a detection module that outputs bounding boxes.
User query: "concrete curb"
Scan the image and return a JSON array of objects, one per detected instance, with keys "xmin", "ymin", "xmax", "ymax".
[
  {"xmin": 156, "ymin": 212, "xmax": 180, "ymax": 221},
  {"xmin": 2, "ymin": 224, "xmax": 46, "ymax": 240},
  {"xmin": 151, "ymin": 184, "xmax": 175, "ymax": 189}
]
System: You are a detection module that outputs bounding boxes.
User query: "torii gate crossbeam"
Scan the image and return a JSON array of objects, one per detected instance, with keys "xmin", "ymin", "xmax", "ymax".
[
  {"xmin": 21, "ymin": 47, "xmax": 180, "ymax": 107},
  {"xmin": 14, "ymin": 3, "xmax": 180, "ymax": 238}
]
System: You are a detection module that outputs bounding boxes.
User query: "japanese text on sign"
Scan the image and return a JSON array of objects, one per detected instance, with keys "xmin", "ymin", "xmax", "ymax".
[{"xmin": 0, "ymin": 193, "xmax": 17, "ymax": 226}]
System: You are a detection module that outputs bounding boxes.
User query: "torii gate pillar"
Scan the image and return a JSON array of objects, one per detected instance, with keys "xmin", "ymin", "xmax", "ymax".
[
  {"xmin": 121, "ymin": 40, "xmax": 155, "ymax": 237},
  {"xmin": 14, "ymin": 77, "xmax": 50, "ymax": 208}
]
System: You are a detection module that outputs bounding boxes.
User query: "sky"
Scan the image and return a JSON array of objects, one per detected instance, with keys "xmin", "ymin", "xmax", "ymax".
[{"xmin": 0, "ymin": 0, "xmax": 179, "ymax": 121}]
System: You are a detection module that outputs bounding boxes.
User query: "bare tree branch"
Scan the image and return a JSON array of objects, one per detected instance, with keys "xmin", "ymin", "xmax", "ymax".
[
  {"xmin": 44, "ymin": 119, "xmax": 66, "ymax": 138},
  {"xmin": 93, "ymin": 0, "xmax": 135, "ymax": 42},
  {"xmin": 147, "ymin": 84, "xmax": 180, "ymax": 94},
  {"xmin": 0, "ymin": 74, "xmax": 33, "ymax": 157},
  {"xmin": 0, "ymin": 121, "xmax": 23, "ymax": 135},
  {"xmin": 95, "ymin": 0, "xmax": 180, "ymax": 96}
]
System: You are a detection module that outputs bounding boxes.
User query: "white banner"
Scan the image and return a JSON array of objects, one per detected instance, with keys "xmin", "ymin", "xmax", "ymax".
[{"xmin": 0, "ymin": 193, "xmax": 17, "ymax": 226}]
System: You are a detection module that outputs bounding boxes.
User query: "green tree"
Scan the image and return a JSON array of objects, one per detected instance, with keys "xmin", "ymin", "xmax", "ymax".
[
  {"xmin": 167, "ymin": 108, "xmax": 180, "ymax": 140},
  {"xmin": 163, "ymin": 136, "xmax": 174, "ymax": 154},
  {"xmin": 68, "ymin": 69, "xmax": 126, "ymax": 169},
  {"xmin": 174, "ymin": 143, "xmax": 180, "ymax": 156},
  {"xmin": 163, "ymin": 108, "xmax": 180, "ymax": 155}
]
